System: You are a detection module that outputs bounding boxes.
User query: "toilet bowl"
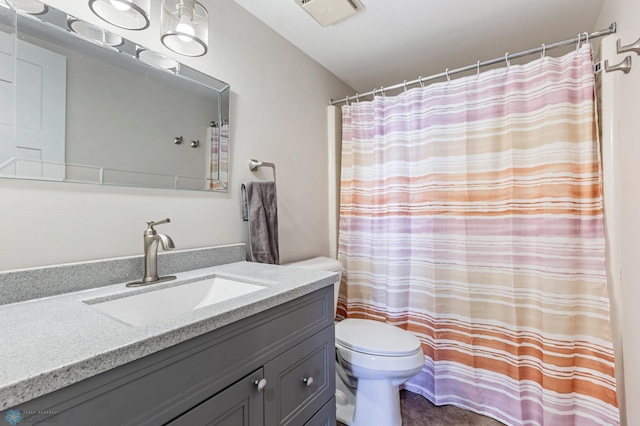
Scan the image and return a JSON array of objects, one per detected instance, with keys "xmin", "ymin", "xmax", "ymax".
[{"xmin": 286, "ymin": 256, "xmax": 425, "ymax": 426}]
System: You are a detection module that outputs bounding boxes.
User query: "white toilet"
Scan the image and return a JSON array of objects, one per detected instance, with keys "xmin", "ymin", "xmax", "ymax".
[{"xmin": 287, "ymin": 256, "xmax": 425, "ymax": 426}]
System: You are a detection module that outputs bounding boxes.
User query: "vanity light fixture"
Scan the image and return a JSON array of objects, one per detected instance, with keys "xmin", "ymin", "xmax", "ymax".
[
  {"xmin": 68, "ymin": 16, "xmax": 124, "ymax": 47},
  {"xmin": 88, "ymin": 0, "xmax": 150, "ymax": 30},
  {"xmin": 136, "ymin": 46, "xmax": 179, "ymax": 71},
  {"xmin": 2, "ymin": 0, "xmax": 48, "ymax": 15},
  {"xmin": 161, "ymin": 0, "xmax": 208, "ymax": 57}
]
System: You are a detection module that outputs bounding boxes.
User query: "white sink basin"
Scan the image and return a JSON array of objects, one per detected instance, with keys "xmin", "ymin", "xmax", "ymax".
[{"xmin": 86, "ymin": 276, "xmax": 265, "ymax": 326}]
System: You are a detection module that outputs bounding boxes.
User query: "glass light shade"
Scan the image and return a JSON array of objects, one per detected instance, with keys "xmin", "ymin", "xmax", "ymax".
[
  {"xmin": 67, "ymin": 16, "xmax": 124, "ymax": 47},
  {"xmin": 161, "ymin": 0, "xmax": 208, "ymax": 57},
  {"xmin": 136, "ymin": 47, "xmax": 179, "ymax": 71},
  {"xmin": 88, "ymin": 0, "xmax": 150, "ymax": 30},
  {"xmin": 4, "ymin": 0, "xmax": 47, "ymax": 14}
]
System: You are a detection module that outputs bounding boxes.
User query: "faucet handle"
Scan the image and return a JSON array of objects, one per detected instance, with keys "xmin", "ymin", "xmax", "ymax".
[{"xmin": 147, "ymin": 218, "xmax": 171, "ymax": 229}]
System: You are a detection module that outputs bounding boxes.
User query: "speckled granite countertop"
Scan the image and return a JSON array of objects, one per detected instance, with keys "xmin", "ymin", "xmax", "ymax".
[{"xmin": 0, "ymin": 261, "xmax": 337, "ymax": 409}]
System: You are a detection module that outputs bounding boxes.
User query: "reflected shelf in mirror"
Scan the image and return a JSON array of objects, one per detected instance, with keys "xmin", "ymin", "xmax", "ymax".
[{"xmin": 0, "ymin": 157, "xmax": 228, "ymax": 191}]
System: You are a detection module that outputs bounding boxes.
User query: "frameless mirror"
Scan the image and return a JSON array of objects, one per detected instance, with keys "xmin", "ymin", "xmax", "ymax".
[{"xmin": 0, "ymin": 1, "xmax": 230, "ymax": 191}]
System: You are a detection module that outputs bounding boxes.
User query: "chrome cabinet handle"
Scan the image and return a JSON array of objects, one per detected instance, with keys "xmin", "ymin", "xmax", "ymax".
[
  {"xmin": 303, "ymin": 377, "xmax": 313, "ymax": 387},
  {"xmin": 254, "ymin": 378, "xmax": 267, "ymax": 392}
]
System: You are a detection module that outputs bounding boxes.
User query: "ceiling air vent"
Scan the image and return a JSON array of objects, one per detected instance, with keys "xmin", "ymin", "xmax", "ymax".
[{"xmin": 295, "ymin": 0, "xmax": 365, "ymax": 27}]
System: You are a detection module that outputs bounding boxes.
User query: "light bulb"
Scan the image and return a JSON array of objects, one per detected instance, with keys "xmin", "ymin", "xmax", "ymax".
[
  {"xmin": 110, "ymin": 0, "xmax": 131, "ymax": 11},
  {"xmin": 176, "ymin": 15, "xmax": 194, "ymax": 42}
]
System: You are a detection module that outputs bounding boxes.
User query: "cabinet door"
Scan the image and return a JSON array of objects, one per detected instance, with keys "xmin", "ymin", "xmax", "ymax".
[
  {"xmin": 264, "ymin": 325, "xmax": 335, "ymax": 426},
  {"xmin": 166, "ymin": 368, "xmax": 264, "ymax": 426}
]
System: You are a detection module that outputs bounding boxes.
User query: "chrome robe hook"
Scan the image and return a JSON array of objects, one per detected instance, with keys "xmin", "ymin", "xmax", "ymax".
[
  {"xmin": 617, "ymin": 37, "xmax": 640, "ymax": 56},
  {"xmin": 605, "ymin": 56, "xmax": 632, "ymax": 74}
]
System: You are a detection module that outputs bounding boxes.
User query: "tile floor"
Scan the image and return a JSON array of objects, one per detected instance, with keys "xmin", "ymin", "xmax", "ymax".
[{"xmin": 337, "ymin": 390, "xmax": 505, "ymax": 426}]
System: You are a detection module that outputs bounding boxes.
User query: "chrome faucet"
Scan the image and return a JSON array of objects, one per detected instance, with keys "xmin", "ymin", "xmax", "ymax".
[{"xmin": 126, "ymin": 218, "xmax": 176, "ymax": 287}]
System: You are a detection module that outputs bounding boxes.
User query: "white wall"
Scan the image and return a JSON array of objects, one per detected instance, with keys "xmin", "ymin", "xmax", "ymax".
[
  {"xmin": 0, "ymin": 0, "xmax": 353, "ymax": 271},
  {"xmin": 596, "ymin": 1, "xmax": 640, "ymax": 425}
]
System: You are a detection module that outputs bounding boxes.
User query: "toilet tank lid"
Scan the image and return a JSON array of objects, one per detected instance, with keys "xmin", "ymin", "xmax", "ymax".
[{"xmin": 286, "ymin": 256, "xmax": 342, "ymax": 273}]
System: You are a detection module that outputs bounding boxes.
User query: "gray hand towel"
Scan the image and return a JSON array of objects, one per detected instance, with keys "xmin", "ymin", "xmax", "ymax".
[{"xmin": 241, "ymin": 181, "xmax": 280, "ymax": 264}]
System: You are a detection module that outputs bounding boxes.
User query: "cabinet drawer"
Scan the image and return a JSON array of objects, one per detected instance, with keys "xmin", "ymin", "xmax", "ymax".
[
  {"xmin": 166, "ymin": 368, "xmax": 264, "ymax": 426},
  {"xmin": 304, "ymin": 397, "xmax": 336, "ymax": 426},
  {"xmin": 265, "ymin": 325, "xmax": 335, "ymax": 426}
]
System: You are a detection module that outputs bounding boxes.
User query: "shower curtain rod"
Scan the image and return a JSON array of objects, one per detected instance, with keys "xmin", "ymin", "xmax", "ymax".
[{"xmin": 330, "ymin": 22, "xmax": 617, "ymax": 106}]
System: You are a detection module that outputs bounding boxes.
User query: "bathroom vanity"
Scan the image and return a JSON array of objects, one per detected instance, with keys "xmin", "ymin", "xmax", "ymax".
[{"xmin": 0, "ymin": 247, "xmax": 337, "ymax": 426}]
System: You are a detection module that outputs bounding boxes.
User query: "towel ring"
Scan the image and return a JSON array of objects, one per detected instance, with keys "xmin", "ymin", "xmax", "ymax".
[{"xmin": 249, "ymin": 159, "xmax": 276, "ymax": 183}]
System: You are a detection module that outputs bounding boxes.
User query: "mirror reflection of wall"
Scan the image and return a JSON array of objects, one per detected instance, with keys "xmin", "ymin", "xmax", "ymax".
[
  {"xmin": 0, "ymin": 2, "xmax": 230, "ymax": 192},
  {"xmin": 22, "ymin": 33, "xmax": 216, "ymax": 186}
]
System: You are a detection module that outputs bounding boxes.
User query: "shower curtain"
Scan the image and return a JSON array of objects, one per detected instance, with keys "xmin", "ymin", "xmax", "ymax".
[{"xmin": 338, "ymin": 45, "xmax": 619, "ymax": 425}]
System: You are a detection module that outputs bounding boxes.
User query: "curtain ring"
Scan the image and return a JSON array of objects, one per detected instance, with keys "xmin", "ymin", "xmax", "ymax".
[
  {"xmin": 541, "ymin": 44, "xmax": 546, "ymax": 60},
  {"xmin": 576, "ymin": 33, "xmax": 581, "ymax": 50},
  {"xmin": 380, "ymin": 86, "xmax": 385, "ymax": 97},
  {"xmin": 445, "ymin": 68, "xmax": 450, "ymax": 82},
  {"xmin": 345, "ymin": 95, "xmax": 349, "ymax": 106},
  {"xmin": 476, "ymin": 60, "xmax": 481, "ymax": 77},
  {"xmin": 355, "ymin": 93, "xmax": 360, "ymax": 103},
  {"xmin": 403, "ymin": 80, "xmax": 407, "ymax": 92},
  {"xmin": 419, "ymin": 76, "xmax": 424, "ymax": 88},
  {"xmin": 504, "ymin": 52, "xmax": 510, "ymax": 70},
  {"xmin": 583, "ymin": 31, "xmax": 590, "ymax": 47}
]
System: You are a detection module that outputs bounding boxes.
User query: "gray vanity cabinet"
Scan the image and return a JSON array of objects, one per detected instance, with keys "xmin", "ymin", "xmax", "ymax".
[{"xmin": 13, "ymin": 286, "xmax": 335, "ymax": 426}]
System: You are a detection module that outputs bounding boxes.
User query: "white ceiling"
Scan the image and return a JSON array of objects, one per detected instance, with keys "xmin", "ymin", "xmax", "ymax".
[{"xmin": 232, "ymin": 0, "xmax": 606, "ymax": 95}]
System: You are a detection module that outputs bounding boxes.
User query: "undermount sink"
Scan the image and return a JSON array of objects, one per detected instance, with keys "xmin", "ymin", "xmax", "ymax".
[{"xmin": 86, "ymin": 276, "xmax": 266, "ymax": 327}]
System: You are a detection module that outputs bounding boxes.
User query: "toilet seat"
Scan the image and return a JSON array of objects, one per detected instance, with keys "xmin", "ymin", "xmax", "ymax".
[
  {"xmin": 336, "ymin": 340, "xmax": 425, "ymax": 376},
  {"xmin": 336, "ymin": 318, "xmax": 422, "ymax": 356}
]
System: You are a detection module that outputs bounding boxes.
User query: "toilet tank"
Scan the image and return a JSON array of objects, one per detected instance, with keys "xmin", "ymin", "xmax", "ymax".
[{"xmin": 285, "ymin": 256, "xmax": 342, "ymax": 317}]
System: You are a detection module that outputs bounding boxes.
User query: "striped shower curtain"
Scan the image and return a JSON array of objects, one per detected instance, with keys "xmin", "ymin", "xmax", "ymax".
[{"xmin": 338, "ymin": 45, "xmax": 619, "ymax": 425}]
